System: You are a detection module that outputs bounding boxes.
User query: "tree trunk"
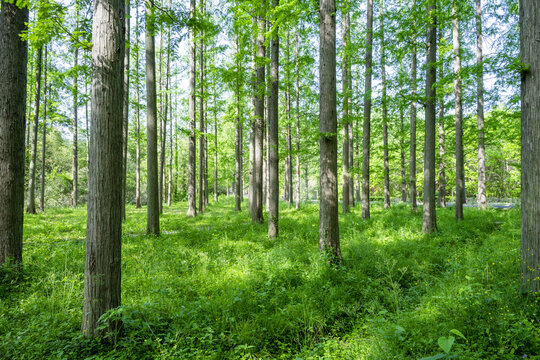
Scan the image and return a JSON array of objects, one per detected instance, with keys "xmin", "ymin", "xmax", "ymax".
[
  {"xmin": 319, "ymin": 0, "xmax": 342, "ymax": 263},
  {"xmin": 268, "ymin": 0, "xmax": 280, "ymax": 238},
  {"xmin": 234, "ymin": 29, "xmax": 242, "ymax": 212},
  {"xmin": 26, "ymin": 45, "xmax": 42, "ymax": 214},
  {"xmin": 187, "ymin": 0, "xmax": 197, "ymax": 217},
  {"xmin": 40, "ymin": 46, "xmax": 47, "ymax": 211},
  {"xmin": 476, "ymin": 0, "xmax": 486, "ymax": 210},
  {"xmin": 341, "ymin": 1, "xmax": 350, "ymax": 214},
  {"xmin": 348, "ymin": 72, "xmax": 354, "ymax": 207},
  {"xmin": 122, "ymin": 0, "xmax": 130, "ymax": 219},
  {"xmin": 453, "ymin": 0, "xmax": 464, "ymax": 221},
  {"xmin": 520, "ymin": 0, "xmax": 540, "ymax": 293},
  {"xmin": 135, "ymin": 0, "xmax": 141, "ymax": 209},
  {"xmin": 72, "ymin": 45, "xmax": 79, "ymax": 208},
  {"xmin": 0, "ymin": 0, "xmax": 28, "ymax": 266},
  {"xmin": 199, "ymin": 12, "xmax": 206, "ymax": 213},
  {"xmin": 82, "ymin": 0, "xmax": 124, "ymax": 337},
  {"xmin": 400, "ymin": 105, "xmax": 407, "ymax": 202},
  {"xmin": 409, "ymin": 0, "xmax": 418, "ymax": 213},
  {"xmin": 422, "ymin": 0, "xmax": 437, "ymax": 234},
  {"xmin": 380, "ymin": 0, "xmax": 390, "ymax": 209},
  {"xmin": 361, "ymin": 0, "xmax": 373, "ymax": 220},
  {"xmin": 295, "ymin": 26, "xmax": 300, "ymax": 210},
  {"xmin": 145, "ymin": 0, "xmax": 160, "ymax": 233},
  {"xmin": 438, "ymin": 30, "xmax": 446, "ymax": 208},
  {"xmin": 214, "ymin": 98, "xmax": 218, "ymax": 202}
]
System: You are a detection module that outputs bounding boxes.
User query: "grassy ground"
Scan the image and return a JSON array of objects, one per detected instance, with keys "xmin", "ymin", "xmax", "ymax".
[{"xmin": 0, "ymin": 198, "xmax": 538, "ymax": 359}]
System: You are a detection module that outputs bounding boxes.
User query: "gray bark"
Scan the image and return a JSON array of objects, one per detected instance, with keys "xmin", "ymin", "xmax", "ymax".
[
  {"xmin": 0, "ymin": 0, "xmax": 28, "ymax": 266},
  {"xmin": 122, "ymin": 0, "xmax": 130, "ymax": 219},
  {"xmin": 409, "ymin": 0, "xmax": 418, "ymax": 212},
  {"xmin": 40, "ymin": 47, "xmax": 47, "ymax": 211},
  {"xmin": 145, "ymin": 0, "xmax": 160, "ymax": 233},
  {"xmin": 453, "ymin": 0, "xmax": 464, "ymax": 221},
  {"xmin": 199, "ymin": 14, "xmax": 206, "ymax": 213},
  {"xmin": 520, "ymin": 0, "xmax": 540, "ymax": 293},
  {"xmin": 361, "ymin": 0, "xmax": 373, "ymax": 220},
  {"xmin": 187, "ymin": 0, "xmax": 197, "ymax": 217},
  {"xmin": 422, "ymin": 0, "xmax": 437, "ymax": 234},
  {"xmin": 400, "ymin": 105, "xmax": 407, "ymax": 202},
  {"xmin": 268, "ymin": 0, "xmax": 280, "ymax": 238},
  {"xmin": 319, "ymin": 0, "xmax": 342, "ymax": 263},
  {"xmin": 82, "ymin": 0, "xmax": 124, "ymax": 337},
  {"xmin": 438, "ymin": 32, "xmax": 446, "ymax": 208},
  {"xmin": 476, "ymin": 0, "xmax": 486, "ymax": 210},
  {"xmin": 234, "ymin": 30, "xmax": 242, "ymax": 212},
  {"xmin": 72, "ymin": 45, "xmax": 79, "ymax": 208},
  {"xmin": 380, "ymin": 0, "xmax": 390, "ymax": 209},
  {"xmin": 135, "ymin": 0, "xmax": 141, "ymax": 209},
  {"xmin": 295, "ymin": 27, "xmax": 300, "ymax": 210},
  {"xmin": 342, "ymin": 2, "xmax": 350, "ymax": 214}
]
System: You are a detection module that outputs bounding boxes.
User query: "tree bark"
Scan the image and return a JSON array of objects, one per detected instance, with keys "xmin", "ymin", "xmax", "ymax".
[
  {"xmin": 187, "ymin": 0, "xmax": 197, "ymax": 217},
  {"xmin": 319, "ymin": 0, "xmax": 342, "ymax": 263},
  {"xmin": 453, "ymin": 0, "xmax": 464, "ymax": 221},
  {"xmin": 26, "ymin": 46, "xmax": 42, "ymax": 214},
  {"xmin": 400, "ymin": 105, "xmax": 407, "ymax": 202},
  {"xmin": 72, "ymin": 44, "xmax": 79, "ymax": 208},
  {"xmin": 361, "ymin": 0, "xmax": 373, "ymax": 220},
  {"xmin": 199, "ymin": 9, "xmax": 206, "ymax": 213},
  {"xmin": 295, "ymin": 26, "xmax": 300, "ymax": 210},
  {"xmin": 145, "ymin": 0, "xmax": 160, "ymax": 233},
  {"xmin": 422, "ymin": 0, "xmax": 437, "ymax": 234},
  {"xmin": 268, "ymin": 0, "xmax": 280, "ymax": 238},
  {"xmin": 380, "ymin": 0, "xmax": 390, "ymax": 209},
  {"xmin": 0, "ymin": 0, "xmax": 28, "ymax": 266},
  {"xmin": 409, "ymin": 0, "xmax": 418, "ymax": 213},
  {"xmin": 438, "ymin": 30, "xmax": 446, "ymax": 208},
  {"xmin": 40, "ymin": 47, "xmax": 47, "ymax": 211},
  {"xmin": 82, "ymin": 0, "xmax": 124, "ymax": 337},
  {"xmin": 476, "ymin": 0, "xmax": 487, "ymax": 210},
  {"xmin": 342, "ymin": 1, "xmax": 350, "ymax": 214},
  {"xmin": 135, "ymin": 0, "xmax": 141, "ymax": 209},
  {"xmin": 234, "ymin": 29, "xmax": 242, "ymax": 212},
  {"xmin": 520, "ymin": 0, "xmax": 540, "ymax": 293},
  {"xmin": 122, "ymin": 0, "xmax": 130, "ymax": 219}
]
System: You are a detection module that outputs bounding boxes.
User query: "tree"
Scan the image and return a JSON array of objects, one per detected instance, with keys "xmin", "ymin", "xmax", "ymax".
[
  {"xmin": 40, "ymin": 47, "xmax": 48, "ymax": 211},
  {"xmin": 146, "ymin": 0, "xmax": 160, "ymax": 234},
  {"xmin": 476, "ymin": 0, "xmax": 486, "ymax": 210},
  {"xmin": 0, "ymin": 0, "xmax": 28, "ymax": 266},
  {"xmin": 361, "ymin": 0, "xmax": 373, "ymax": 220},
  {"xmin": 135, "ymin": 0, "xmax": 142, "ymax": 209},
  {"xmin": 82, "ymin": 0, "xmax": 124, "ymax": 337},
  {"xmin": 268, "ymin": 0, "xmax": 279, "ymax": 238},
  {"xmin": 422, "ymin": 0, "xmax": 437, "ymax": 234},
  {"xmin": 72, "ymin": 6, "xmax": 79, "ymax": 208},
  {"xmin": 187, "ymin": 0, "xmax": 197, "ymax": 217},
  {"xmin": 409, "ymin": 0, "xmax": 418, "ymax": 213},
  {"xmin": 122, "ymin": 0, "xmax": 131, "ymax": 219},
  {"xmin": 234, "ymin": 25, "xmax": 242, "ymax": 212},
  {"xmin": 520, "ymin": 0, "xmax": 540, "ymax": 293},
  {"xmin": 380, "ymin": 0, "xmax": 390, "ymax": 209},
  {"xmin": 341, "ymin": 1, "xmax": 350, "ymax": 214},
  {"xmin": 319, "ymin": 0, "xmax": 342, "ymax": 263},
  {"xmin": 452, "ymin": 0, "xmax": 464, "ymax": 221}
]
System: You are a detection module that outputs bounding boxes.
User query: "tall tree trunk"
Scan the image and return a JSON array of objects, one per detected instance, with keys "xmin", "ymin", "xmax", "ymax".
[
  {"xmin": 268, "ymin": 0, "xmax": 280, "ymax": 238},
  {"xmin": 305, "ymin": 161, "xmax": 309, "ymax": 200},
  {"xmin": 234, "ymin": 29, "xmax": 242, "ymax": 212},
  {"xmin": 26, "ymin": 56, "xmax": 33, "ymax": 150},
  {"xmin": 161, "ymin": 26, "xmax": 170, "ymax": 211},
  {"xmin": 422, "ymin": 0, "xmax": 437, "ymax": 234},
  {"xmin": 82, "ymin": 0, "xmax": 124, "ymax": 337},
  {"xmin": 520, "ymin": 0, "xmax": 540, "ymax": 293},
  {"xmin": 319, "ymin": 0, "xmax": 342, "ymax": 263},
  {"xmin": 438, "ymin": 29, "xmax": 446, "ymax": 208},
  {"xmin": 122, "ymin": 0, "xmax": 130, "ymax": 219},
  {"xmin": 26, "ymin": 46, "xmax": 42, "ymax": 214},
  {"xmin": 214, "ymin": 96, "xmax": 218, "ymax": 202},
  {"xmin": 348, "ymin": 72, "xmax": 354, "ymax": 207},
  {"xmin": 380, "ymin": 0, "xmax": 390, "ymax": 209},
  {"xmin": 453, "ymin": 0, "xmax": 464, "ymax": 220},
  {"xmin": 355, "ymin": 67, "xmax": 360, "ymax": 201},
  {"xmin": 252, "ymin": 1, "xmax": 265, "ymax": 223},
  {"xmin": 40, "ymin": 47, "xmax": 47, "ymax": 211},
  {"xmin": 361, "ymin": 0, "xmax": 373, "ymax": 220},
  {"xmin": 85, "ymin": 68, "xmax": 90, "ymax": 165},
  {"xmin": 72, "ymin": 45, "xmax": 79, "ymax": 208},
  {"xmin": 342, "ymin": 1, "xmax": 350, "ymax": 214},
  {"xmin": 135, "ymin": 0, "xmax": 141, "ymax": 209},
  {"xmin": 476, "ymin": 0, "xmax": 486, "ymax": 210},
  {"xmin": 295, "ymin": 26, "xmax": 300, "ymax": 210},
  {"xmin": 145, "ymin": 0, "xmax": 160, "ymax": 233},
  {"xmin": 199, "ymin": 8, "xmax": 206, "ymax": 213},
  {"xmin": 400, "ymin": 104, "xmax": 407, "ymax": 202},
  {"xmin": 0, "ymin": 0, "xmax": 28, "ymax": 266},
  {"xmin": 409, "ymin": 0, "xmax": 418, "ymax": 213},
  {"xmin": 187, "ymin": 0, "xmax": 197, "ymax": 217}
]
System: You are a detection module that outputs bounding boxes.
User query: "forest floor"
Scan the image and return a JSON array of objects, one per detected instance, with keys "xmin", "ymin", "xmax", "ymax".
[{"xmin": 1, "ymin": 198, "xmax": 539, "ymax": 359}]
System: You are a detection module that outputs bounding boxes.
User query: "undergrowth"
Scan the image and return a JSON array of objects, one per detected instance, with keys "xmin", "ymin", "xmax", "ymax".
[{"xmin": 0, "ymin": 199, "xmax": 538, "ymax": 359}]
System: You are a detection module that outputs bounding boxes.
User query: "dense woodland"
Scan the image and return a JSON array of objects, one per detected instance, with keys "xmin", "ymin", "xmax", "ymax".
[{"xmin": 0, "ymin": 0, "xmax": 539, "ymax": 358}]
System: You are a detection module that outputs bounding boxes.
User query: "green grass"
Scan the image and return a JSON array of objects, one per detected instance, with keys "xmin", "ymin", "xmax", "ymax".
[{"xmin": 1, "ymin": 198, "xmax": 539, "ymax": 359}]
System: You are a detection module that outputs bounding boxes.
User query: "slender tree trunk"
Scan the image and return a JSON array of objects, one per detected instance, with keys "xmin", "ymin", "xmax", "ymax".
[
  {"xmin": 319, "ymin": 0, "xmax": 342, "ymax": 263},
  {"xmin": 305, "ymin": 161, "xmax": 309, "ymax": 200},
  {"xmin": 161, "ymin": 26, "xmax": 170, "ymax": 211},
  {"xmin": 476, "ymin": 0, "xmax": 486, "ymax": 210},
  {"xmin": 0, "ymin": 0, "xmax": 28, "ymax": 266},
  {"xmin": 214, "ymin": 98, "xmax": 218, "ymax": 202},
  {"xmin": 268, "ymin": 0, "xmax": 280, "ymax": 238},
  {"xmin": 520, "ymin": 0, "xmax": 540, "ymax": 293},
  {"xmin": 145, "ymin": 0, "xmax": 160, "ymax": 233},
  {"xmin": 168, "ymin": 92, "xmax": 173, "ymax": 206},
  {"xmin": 72, "ymin": 45, "xmax": 79, "ymax": 208},
  {"xmin": 187, "ymin": 0, "xmax": 197, "ymax": 217},
  {"xmin": 438, "ymin": 31, "xmax": 446, "ymax": 208},
  {"xmin": 40, "ymin": 47, "xmax": 47, "ymax": 211},
  {"xmin": 355, "ymin": 68, "xmax": 360, "ymax": 201},
  {"xmin": 400, "ymin": 105, "xmax": 407, "ymax": 202},
  {"xmin": 26, "ymin": 46, "xmax": 42, "ymax": 214},
  {"xmin": 135, "ymin": 0, "xmax": 141, "ymax": 209},
  {"xmin": 85, "ymin": 69, "xmax": 90, "ymax": 165},
  {"xmin": 348, "ymin": 72, "xmax": 354, "ymax": 207},
  {"xmin": 453, "ymin": 0, "xmax": 464, "ymax": 221},
  {"xmin": 409, "ymin": 0, "xmax": 418, "ymax": 212},
  {"xmin": 380, "ymin": 0, "xmax": 390, "ymax": 209},
  {"xmin": 361, "ymin": 0, "xmax": 373, "ymax": 220},
  {"xmin": 199, "ymin": 10, "xmax": 205, "ymax": 213},
  {"xmin": 234, "ymin": 29, "xmax": 242, "ymax": 212},
  {"xmin": 295, "ymin": 26, "xmax": 300, "ymax": 210},
  {"xmin": 341, "ymin": 2, "xmax": 350, "ymax": 214},
  {"xmin": 122, "ymin": 0, "xmax": 130, "ymax": 219},
  {"xmin": 26, "ymin": 57, "xmax": 33, "ymax": 150},
  {"xmin": 82, "ymin": 0, "xmax": 124, "ymax": 337},
  {"xmin": 422, "ymin": 0, "xmax": 437, "ymax": 234}
]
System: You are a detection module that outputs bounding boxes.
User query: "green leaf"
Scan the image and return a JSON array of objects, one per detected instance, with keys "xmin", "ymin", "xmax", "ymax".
[
  {"xmin": 438, "ymin": 336, "xmax": 455, "ymax": 354},
  {"xmin": 419, "ymin": 353, "xmax": 447, "ymax": 360},
  {"xmin": 450, "ymin": 329, "xmax": 466, "ymax": 340}
]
